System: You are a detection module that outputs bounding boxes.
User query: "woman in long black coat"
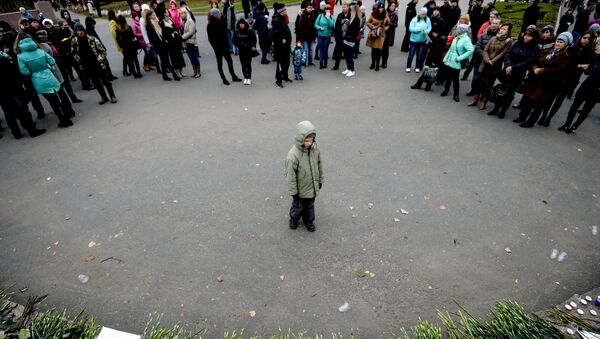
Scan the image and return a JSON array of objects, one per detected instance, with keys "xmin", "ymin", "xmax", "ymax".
[
  {"xmin": 145, "ymin": 8, "xmax": 180, "ymax": 81},
  {"xmin": 401, "ymin": 0, "xmax": 417, "ymax": 52}
]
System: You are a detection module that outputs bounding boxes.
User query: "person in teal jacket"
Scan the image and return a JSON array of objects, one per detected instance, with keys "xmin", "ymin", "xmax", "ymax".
[
  {"xmin": 16, "ymin": 34, "xmax": 73, "ymax": 128},
  {"xmin": 285, "ymin": 120, "xmax": 324, "ymax": 232},
  {"xmin": 314, "ymin": 4, "xmax": 334, "ymax": 69},
  {"xmin": 406, "ymin": 7, "xmax": 431, "ymax": 73},
  {"xmin": 441, "ymin": 24, "xmax": 474, "ymax": 102}
]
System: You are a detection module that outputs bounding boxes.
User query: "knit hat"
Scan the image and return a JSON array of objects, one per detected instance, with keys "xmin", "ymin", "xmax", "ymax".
[
  {"xmin": 35, "ymin": 29, "xmax": 48, "ymax": 42},
  {"xmin": 420, "ymin": 7, "xmax": 428, "ymax": 14},
  {"xmin": 541, "ymin": 24, "xmax": 554, "ymax": 33},
  {"xmin": 457, "ymin": 23, "xmax": 469, "ymax": 34},
  {"xmin": 73, "ymin": 22, "xmax": 85, "ymax": 31},
  {"xmin": 273, "ymin": 2, "xmax": 286, "ymax": 13},
  {"xmin": 590, "ymin": 23, "xmax": 600, "ymax": 33},
  {"xmin": 377, "ymin": 2, "xmax": 385, "ymax": 8},
  {"xmin": 209, "ymin": 8, "xmax": 220, "ymax": 17},
  {"xmin": 523, "ymin": 27, "xmax": 540, "ymax": 41},
  {"xmin": 556, "ymin": 31, "xmax": 573, "ymax": 46},
  {"xmin": 141, "ymin": 3, "xmax": 150, "ymax": 11},
  {"xmin": 42, "ymin": 18, "xmax": 53, "ymax": 26}
]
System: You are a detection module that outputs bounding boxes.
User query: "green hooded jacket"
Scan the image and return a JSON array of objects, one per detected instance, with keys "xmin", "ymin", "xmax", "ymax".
[{"xmin": 285, "ymin": 121, "xmax": 324, "ymax": 199}]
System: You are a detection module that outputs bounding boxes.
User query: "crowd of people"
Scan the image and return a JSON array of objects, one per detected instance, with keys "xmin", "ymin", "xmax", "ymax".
[{"xmin": 0, "ymin": 0, "xmax": 599, "ymax": 140}]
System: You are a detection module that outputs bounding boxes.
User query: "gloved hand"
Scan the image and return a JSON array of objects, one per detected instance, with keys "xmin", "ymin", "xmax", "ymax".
[
  {"xmin": 293, "ymin": 194, "xmax": 299, "ymax": 199},
  {"xmin": 319, "ymin": 183, "xmax": 322, "ymax": 189}
]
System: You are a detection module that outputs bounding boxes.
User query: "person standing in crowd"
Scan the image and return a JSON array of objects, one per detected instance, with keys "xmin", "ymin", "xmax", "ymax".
[
  {"xmin": 401, "ymin": 0, "xmax": 418, "ymax": 52},
  {"xmin": 441, "ymin": 24, "xmax": 474, "ymax": 102},
  {"xmin": 467, "ymin": 0, "xmax": 481, "ymax": 44},
  {"xmin": 16, "ymin": 34, "xmax": 74, "ymax": 128},
  {"xmin": 539, "ymin": 25, "xmax": 556, "ymax": 50},
  {"xmin": 72, "ymin": 24, "xmax": 118, "ymax": 104},
  {"xmin": 116, "ymin": 15, "xmax": 143, "ymax": 79},
  {"xmin": 465, "ymin": 17, "xmax": 499, "ymax": 95},
  {"xmin": 557, "ymin": 7, "xmax": 574, "ymax": 35},
  {"xmin": 296, "ymin": 2, "xmax": 317, "ymax": 66},
  {"xmin": 292, "ymin": 40, "xmax": 306, "ymax": 79},
  {"xmin": 233, "ymin": 17, "xmax": 257, "ymax": 84},
  {"xmin": 159, "ymin": 8, "xmax": 186, "ymax": 78},
  {"xmin": 487, "ymin": 27, "xmax": 539, "ymax": 118},
  {"xmin": 60, "ymin": 9, "xmax": 75, "ymax": 29},
  {"xmin": 354, "ymin": 4, "xmax": 366, "ymax": 58},
  {"xmin": 35, "ymin": 29, "xmax": 82, "ymax": 106},
  {"xmin": 448, "ymin": 0, "xmax": 461, "ymax": 34},
  {"xmin": 468, "ymin": 22, "xmax": 512, "ymax": 110},
  {"xmin": 146, "ymin": 9, "xmax": 178, "ymax": 80},
  {"xmin": 449, "ymin": 14, "xmax": 472, "ymax": 40},
  {"xmin": 539, "ymin": 31, "xmax": 595, "ymax": 126},
  {"xmin": 253, "ymin": 0, "xmax": 271, "ymax": 64},
  {"xmin": 207, "ymin": 8, "xmax": 242, "ymax": 84},
  {"xmin": 341, "ymin": 2, "xmax": 360, "ymax": 76},
  {"xmin": 223, "ymin": 0, "xmax": 238, "ymax": 55},
  {"xmin": 285, "ymin": 120, "xmax": 324, "ymax": 233},
  {"xmin": 439, "ymin": 0, "xmax": 451, "ymax": 30},
  {"xmin": 476, "ymin": 9, "xmax": 497, "ymax": 38},
  {"xmin": 331, "ymin": 2, "xmax": 350, "ymax": 70},
  {"xmin": 179, "ymin": 0, "xmax": 196, "ymax": 22},
  {"xmin": 181, "ymin": 8, "xmax": 201, "ymax": 78},
  {"xmin": 411, "ymin": 29, "xmax": 449, "ymax": 91},
  {"xmin": 108, "ymin": 10, "xmax": 129, "ymax": 76},
  {"xmin": 314, "ymin": 4, "xmax": 334, "ymax": 68},
  {"xmin": 0, "ymin": 38, "xmax": 46, "ymax": 139},
  {"xmin": 430, "ymin": 6, "xmax": 446, "ymax": 35},
  {"xmin": 558, "ymin": 55, "xmax": 600, "ymax": 134},
  {"xmin": 366, "ymin": 3, "xmax": 390, "ymax": 71},
  {"xmin": 520, "ymin": 0, "xmax": 539, "ymax": 35},
  {"xmin": 168, "ymin": 0, "xmax": 181, "ymax": 30},
  {"xmin": 381, "ymin": 1, "xmax": 397, "ymax": 69},
  {"xmin": 406, "ymin": 7, "xmax": 430, "ymax": 73},
  {"xmin": 270, "ymin": 3, "xmax": 293, "ymax": 88},
  {"xmin": 43, "ymin": 19, "xmax": 58, "ymax": 44},
  {"xmin": 131, "ymin": 11, "xmax": 151, "ymax": 72},
  {"xmin": 140, "ymin": 4, "xmax": 161, "ymax": 73},
  {"xmin": 573, "ymin": 1, "xmax": 596, "ymax": 43},
  {"xmin": 513, "ymin": 32, "xmax": 571, "ymax": 128}
]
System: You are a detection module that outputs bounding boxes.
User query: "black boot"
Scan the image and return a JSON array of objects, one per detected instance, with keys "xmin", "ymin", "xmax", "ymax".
[
  {"xmin": 319, "ymin": 61, "xmax": 324, "ymax": 69},
  {"xmin": 289, "ymin": 219, "xmax": 298, "ymax": 230},
  {"xmin": 487, "ymin": 105, "xmax": 499, "ymax": 116},
  {"xmin": 97, "ymin": 85, "xmax": 109, "ymax": 105},
  {"xmin": 27, "ymin": 128, "xmax": 46, "ymax": 138},
  {"xmin": 331, "ymin": 60, "xmax": 339, "ymax": 70},
  {"xmin": 306, "ymin": 222, "xmax": 315, "ymax": 232},
  {"xmin": 375, "ymin": 60, "xmax": 380, "ymax": 71},
  {"xmin": 106, "ymin": 84, "xmax": 118, "ymax": 104}
]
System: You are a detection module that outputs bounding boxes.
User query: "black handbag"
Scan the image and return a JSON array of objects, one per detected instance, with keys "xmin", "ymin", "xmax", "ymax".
[
  {"xmin": 422, "ymin": 66, "xmax": 438, "ymax": 82},
  {"xmin": 489, "ymin": 83, "xmax": 508, "ymax": 103},
  {"xmin": 250, "ymin": 47, "xmax": 260, "ymax": 57}
]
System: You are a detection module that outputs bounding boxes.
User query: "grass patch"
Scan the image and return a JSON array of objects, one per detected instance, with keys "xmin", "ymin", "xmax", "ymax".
[{"xmin": 495, "ymin": 1, "xmax": 560, "ymax": 37}]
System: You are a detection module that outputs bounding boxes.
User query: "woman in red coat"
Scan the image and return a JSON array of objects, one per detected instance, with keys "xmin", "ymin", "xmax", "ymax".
[{"xmin": 513, "ymin": 32, "xmax": 571, "ymax": 128}]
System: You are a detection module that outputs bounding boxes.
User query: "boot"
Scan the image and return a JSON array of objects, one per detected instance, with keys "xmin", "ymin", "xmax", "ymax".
[
  {"xmin": 27, "ymin": 128, "xmax": 46, "ymax": 138},
  {"xmin": 369, "ymin": 62, "xmax": 375, "ymax": 69},
  {"xmin": 133, "ymin": 62, "xmax": 143, "ymax": 78},
  {"xmin": 97, "ymin": 85, "xmax": 109, "ymax": 104},
  {"xmin": 331, "ymin": 60, "xmax": 339, "ymax": 70},
  {"xmin": 375, "ymin": 60, "xmax": 380, "ymax": 71},
  {"xmin": 289, "ymin": 219, "xmax": 298, "ymax": 229},
  {"xmin": 479, "ymin": 98, "xmax": 488, "ymax": 110},
  {"xmin": 487, "ymin": 104, "xmax": 499, "ymax": 116},
  {"xmin": 172, "ymin": 70, "xmax": 181, "ymax": 81},
  {"xmin": 319, "ymin": 61, "xmax": 325, "ymax": 69},
  {"xmin": 467, "ymin": 95, "xmax": 479, "ymax": 106},
  {"xmin": 324, "ymin": 60, "xmax": 328, "ymax": 68},
  {"xmin": 106, "ymin": 84, "xmax": 118, "ymax": 104},
  {"xmin": 498, "ymin": 104, "xmax": 509, "ymax": 119},
  {"xmin": 156, "ymin": 63, "xmax": 162, "ymax": 74}
]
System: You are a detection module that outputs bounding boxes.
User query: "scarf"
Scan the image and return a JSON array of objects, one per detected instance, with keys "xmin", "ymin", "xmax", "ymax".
[
  {"xmin": 545, "ymin": 47, "xmax": 563, "ymax": 61},
  {"xmin": 0, "ymin": 51, "xmax": 12, "ymax": 61}
]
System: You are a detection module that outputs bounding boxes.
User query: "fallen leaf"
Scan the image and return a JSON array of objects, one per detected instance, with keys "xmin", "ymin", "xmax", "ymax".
[
  {"xmin": 356, "ymin": 270, "xmax": 369, "ymax": 277},
  {"xmin": 249, "ymin": 310, "xmax": 256, "ymax": 317},
  {"xmin": 64, "ymin": 217, "xmax": 71, "ymax": 221},
  {"xmin": 439, "ymin": 205, "xmax": 447, "ymax": 210},
  {"xmin": 369, "ymin": 272, "xmax": 375, "ymax": 277},
  {"xmin": 504, "ymin": 247, "xmax": 512, "ymax": 254},
  {"xmin": 400, "ymin": 208, "xmax": 409, "ymax": 215},
  {"xmin": 216, "ymin": 276, "xmax": 224, "ymax": 283},
  {"xmin": 85, "ymin": 255, "xmax": 95, "ymax": 262},
  {"xmin": 393, "ymin": 217, "xmax": 400, "ymax": 222},
  {"xmin": 88, "ymin": 241, "xmax": 97, "ymax": 248},
  {"xmin": 428, "ymin": 285, "xmax": 433, "ymax": 290}
]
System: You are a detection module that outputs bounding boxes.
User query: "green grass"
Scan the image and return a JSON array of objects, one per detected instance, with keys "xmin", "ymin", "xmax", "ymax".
[
  {"xmin": 495, "ymin": 2, "xmax": 560, "ymax": 37},
  {"xmin": 95, "ymin": 0, "xmax": 302, "ymax": 14}
]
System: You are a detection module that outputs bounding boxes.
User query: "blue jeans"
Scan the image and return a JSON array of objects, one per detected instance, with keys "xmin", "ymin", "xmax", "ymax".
[
  {"xmin": 185, "ymin": 44, "xmax": 200, "ymax": 66},
  {"xmin": 317, "ymin": 37, "xmax": 331, "ymax": 62},
  {"xmin": 302, "ymin": 40, "xmax": 314, "ymax": 64},
  {"xmin": 407, "ymin": 41, "xmax": 425, "ymax": 69},
  {"xmin": 294, "ymin": 65, "xmax": 303, "ymax": 74},
  {"xmin": 227, "ymin": 29, "xmax": 238, "ymax": 53}
]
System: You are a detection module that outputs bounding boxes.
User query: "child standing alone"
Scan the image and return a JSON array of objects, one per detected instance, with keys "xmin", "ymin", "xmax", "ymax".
[
  {"xmin": 285, "ymin": 121, "xmax": 324, "ymax": 232},
  {"xmin": 292, "ymin": 41, "xmax": 306, "ymax": 80}
]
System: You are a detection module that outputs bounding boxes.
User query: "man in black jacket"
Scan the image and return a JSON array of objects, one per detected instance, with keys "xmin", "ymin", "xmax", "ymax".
[
  {"xmin": 0, "ymin": 38, "xmax": 45, "ymax": 139},
  {"xmin": 270, "ymin": 3, "xmax": 292, "ymax": 88},
  {"xmin": 207, "ymin": 8, "xmax": 242, "ymax": 85}
]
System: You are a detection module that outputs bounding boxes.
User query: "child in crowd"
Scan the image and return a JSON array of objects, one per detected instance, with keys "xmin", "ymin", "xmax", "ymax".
[{"xmin": 292, "ymin": 41, "xmax": 306, "ymax": 80}]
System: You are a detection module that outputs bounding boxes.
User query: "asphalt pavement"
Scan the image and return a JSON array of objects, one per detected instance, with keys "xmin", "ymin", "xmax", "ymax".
[{"xmin": 1, "ymin": 4, "xmax": 599, "ymax": 337}]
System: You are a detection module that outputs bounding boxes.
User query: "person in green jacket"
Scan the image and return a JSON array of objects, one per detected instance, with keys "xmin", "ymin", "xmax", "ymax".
[
  {"xmin": 441, "ymin": 23, "xmax": 474, "ymax": 102},
  {"xmin": 285, "ymin": 120, "xmax": 324, "ymax": 232}
]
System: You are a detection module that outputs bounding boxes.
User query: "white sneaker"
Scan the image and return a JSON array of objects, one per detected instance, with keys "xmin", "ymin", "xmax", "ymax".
[
  {"xmin": 342, "ymin": 69, "xmax": 350, "ymax": 75},
  {"xmin": 244, "ymin": 79, "xmax": 249, "ymax": 85},
  {"xmin": 415, "ymin": 68, "xmax": 420, "ymax": 73},
  {"xmin": 406, "ymin": 68, "xmax": 411, "ymax": 73},
  {"xmin": 346, "ymin": 70, "xmax": 355, "ymax": 77},
  {"xmin": 247, "ymin": 79, "xmax": 252, "ymax": 85}
]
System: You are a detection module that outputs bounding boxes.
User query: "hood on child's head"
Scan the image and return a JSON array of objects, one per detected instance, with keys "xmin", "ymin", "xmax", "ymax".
[{"xmin": 294, "ymin": 121, "xmax": 317, "ymax": 149}]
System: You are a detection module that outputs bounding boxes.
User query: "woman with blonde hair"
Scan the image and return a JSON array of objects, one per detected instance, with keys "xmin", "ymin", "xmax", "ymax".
[
  {"xmin": 341, "ymin": 3, "xmax": 361, "ymax": 76},
  {"xmin": 145, "ymin": 8, "xmax": 180, "ymax": 81},
  {"xmin": 449, "ymin": 13, "xmax": 472, "ymax": 40},
  {"xmin": 180, "ymin": 8, "xmax": 201, "ymax": 78}
]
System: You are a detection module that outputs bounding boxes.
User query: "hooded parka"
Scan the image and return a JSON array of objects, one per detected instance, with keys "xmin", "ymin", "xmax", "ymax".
[
  {"xmin": 285, "ymin": 121, "xmax": 324, "ymax": 199},
  {"xmin": 17, "ymin": 38, "xmax": 61, "ymax": 94}
]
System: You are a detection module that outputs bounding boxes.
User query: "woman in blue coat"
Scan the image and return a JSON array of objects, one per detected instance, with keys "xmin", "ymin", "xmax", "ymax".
[{"xmin": 16, "ymin": 34, "xmax": 73, "ymax": 128}]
